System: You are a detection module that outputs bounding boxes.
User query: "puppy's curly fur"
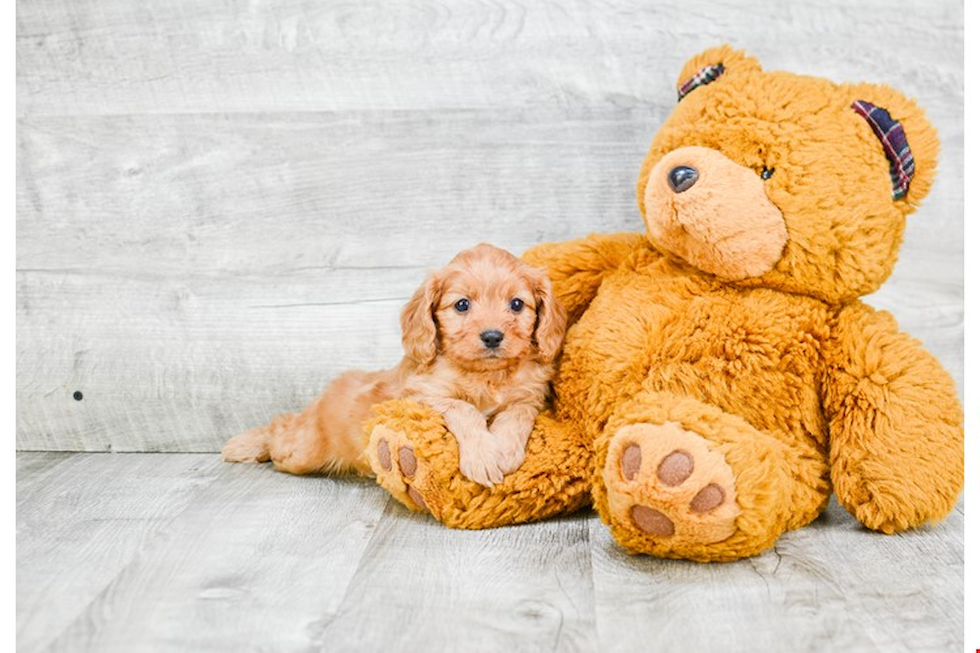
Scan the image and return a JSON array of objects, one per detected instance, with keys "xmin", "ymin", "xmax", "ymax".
[{"xmin": 222, "ymin": 243, "xmax": 566, "ymax": 486}]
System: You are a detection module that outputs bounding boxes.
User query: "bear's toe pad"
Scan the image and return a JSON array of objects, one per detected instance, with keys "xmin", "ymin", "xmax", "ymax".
[
  {"xmin": 605, "ymin": 422, "xmax": 739, "ymax": 546},
  {"xmin": 368, "ymin": 426, "xmax": 431, "ymax": 515}
]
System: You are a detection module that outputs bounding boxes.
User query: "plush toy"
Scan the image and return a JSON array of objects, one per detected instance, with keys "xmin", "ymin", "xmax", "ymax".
[{"xmin": 363, "ymin": 46, "xmax": 964, "ymax": 561}]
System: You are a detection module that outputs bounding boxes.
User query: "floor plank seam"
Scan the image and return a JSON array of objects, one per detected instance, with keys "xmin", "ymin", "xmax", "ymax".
[{"xmin": 307, "ymin": 494, "xmax": 397, "ymax": 652}]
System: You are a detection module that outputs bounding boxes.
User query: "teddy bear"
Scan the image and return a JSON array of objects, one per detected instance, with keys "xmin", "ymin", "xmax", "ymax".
[{"xmin": 362, "ymin": 45, "xmax": 964, "ymax": 562}]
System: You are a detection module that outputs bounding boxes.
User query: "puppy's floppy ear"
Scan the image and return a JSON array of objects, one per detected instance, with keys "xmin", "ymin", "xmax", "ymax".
[
  {"xmin": 400, "ymin": 273, "xmax": 442, "ymax": 366},
  {"xmin": 527, "ymin": 266, "xmax": 567, "ymax": 362}
]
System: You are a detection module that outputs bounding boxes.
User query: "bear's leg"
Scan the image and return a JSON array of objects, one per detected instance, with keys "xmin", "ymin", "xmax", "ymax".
[
  {"xmin": 824, "ymin": 305, "xmax": 963, "ymax": 533},
  {"xmin": 364, "ymin": 399, "xmax": 593, "ymax": 529},
  {"xmin": 594, "ymin": 391, "xmax": 829, "ymax": 561}
]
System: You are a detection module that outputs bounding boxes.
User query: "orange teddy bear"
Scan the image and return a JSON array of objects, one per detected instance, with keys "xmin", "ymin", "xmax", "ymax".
[{"xmin": 364, "ymin": 46, "xmax": 964, "ymax": 561}]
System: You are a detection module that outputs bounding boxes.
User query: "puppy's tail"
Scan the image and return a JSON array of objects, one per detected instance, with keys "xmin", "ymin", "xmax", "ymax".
[{"xmin": 221, "ymin": 423, "xmax": 274, "ymax": 463}]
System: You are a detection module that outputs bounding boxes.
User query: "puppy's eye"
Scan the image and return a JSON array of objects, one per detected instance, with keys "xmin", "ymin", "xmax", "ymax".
[
  {"xmin": 454, "ymin": 298, "xmax": 470, "ymax": 313},
  {"xmin": 509, "ymin": 298, "xmax": 525, "ymax": 312},
  {"xmin": 761, "ymin": 167, "xmax": 774, "ymax": 180}
]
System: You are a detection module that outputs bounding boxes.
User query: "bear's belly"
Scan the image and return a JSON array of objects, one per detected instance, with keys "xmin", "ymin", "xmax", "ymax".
[{"xmin": 553, "ymin": 270, "xmax": 831, "ymax": 447}]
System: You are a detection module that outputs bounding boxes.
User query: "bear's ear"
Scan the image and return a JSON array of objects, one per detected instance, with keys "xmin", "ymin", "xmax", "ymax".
[
  {"xmin": 676, "ymin": 45, "xmax": 761, "ymax": 102},
  {"xmin": 842, "ymin": 83, "xmax": 940, "ymax": 210}
]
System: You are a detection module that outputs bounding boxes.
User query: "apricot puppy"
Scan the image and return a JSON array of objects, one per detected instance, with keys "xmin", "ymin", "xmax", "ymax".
[{"xmin": 222, "ymin": 243, "xmax": 566, "ymax": 487}]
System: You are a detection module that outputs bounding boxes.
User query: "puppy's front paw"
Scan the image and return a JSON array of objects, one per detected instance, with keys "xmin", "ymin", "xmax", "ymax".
[
  {"xmin": 457, "ymin": 434, "xmax": 506, "ymax": 488},
  {"xmin": 493, "ymin": 436, "xmax": 527, "ymax": 475},
  {"xmin": 487, "ymin": 410, "xmax": 533, "ymax": 476}
]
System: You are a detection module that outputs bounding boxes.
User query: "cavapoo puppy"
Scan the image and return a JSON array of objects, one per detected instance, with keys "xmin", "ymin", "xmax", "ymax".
[{"xmin": 222, "ymin": 243, "xmax": 566, "ymax": 487}]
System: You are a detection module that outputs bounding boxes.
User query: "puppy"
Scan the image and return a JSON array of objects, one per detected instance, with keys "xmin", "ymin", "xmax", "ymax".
[{"xmin": 222, "ymin": 243, "xmax": 566, "ymax": 487}]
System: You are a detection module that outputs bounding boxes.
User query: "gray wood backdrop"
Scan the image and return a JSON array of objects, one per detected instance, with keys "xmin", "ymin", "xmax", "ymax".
[{"xmin": 16, "ymin": 0, "xmax": 964, "ymax": 453}]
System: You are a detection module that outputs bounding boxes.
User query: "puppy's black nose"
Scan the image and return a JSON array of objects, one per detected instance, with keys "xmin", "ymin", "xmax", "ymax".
[
  {"xmin": 480, "ymin": 330, "xmax": 504, "ymax": 349},
  {"xmin": 668, "ymin": 165, "xmax": 699, "ymax": 193}
]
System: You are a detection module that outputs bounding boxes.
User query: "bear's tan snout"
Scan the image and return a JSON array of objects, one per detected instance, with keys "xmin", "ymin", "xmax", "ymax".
[{"xmin": 642, "ymin": 146, "xmax": 788, "ymax": 280}]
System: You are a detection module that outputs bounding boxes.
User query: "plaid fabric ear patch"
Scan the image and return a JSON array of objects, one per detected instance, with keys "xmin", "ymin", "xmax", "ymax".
[
  {"xmin": 851, "ymin": 100, "xmax": 915, "ymax": 200},
  {"xmin": 677, "ymin": 63, "xmax": 725, "ymax": 101}
]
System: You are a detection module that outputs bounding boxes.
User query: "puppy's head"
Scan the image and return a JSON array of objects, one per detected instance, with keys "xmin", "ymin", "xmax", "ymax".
[{"xmin": 400, "ymin": 243, "xmax": 566, "ymax": 370}]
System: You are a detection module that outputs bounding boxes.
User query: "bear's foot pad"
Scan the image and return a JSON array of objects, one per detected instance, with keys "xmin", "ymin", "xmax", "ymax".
[
  {"xmin": 605, "ymin": 422, "xmax": 739, "ymax": 545},
  {"xmin": 368, "ymin": 425, "xmax": 431, "ymax": 514}
]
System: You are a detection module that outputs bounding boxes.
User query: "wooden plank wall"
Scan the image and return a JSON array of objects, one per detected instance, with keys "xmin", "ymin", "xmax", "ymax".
[{"xmin": 16, "ymin": 0, "xmax": 964, "ymax": 452}]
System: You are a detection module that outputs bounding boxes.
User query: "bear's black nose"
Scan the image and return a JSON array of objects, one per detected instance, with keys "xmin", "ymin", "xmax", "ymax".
[
  {"xmin": 668, "ymin": 165, "xmax": 699, "ymax": 193},
  {"xmin": 480, "ymin": 330, "xmax": 504, "ymax": 349}
]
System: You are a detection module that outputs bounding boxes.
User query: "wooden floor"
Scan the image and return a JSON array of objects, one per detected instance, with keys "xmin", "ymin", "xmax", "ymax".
[{"xmin": 17, "ymin": 452, "xmax": 963, "ymax": 652}]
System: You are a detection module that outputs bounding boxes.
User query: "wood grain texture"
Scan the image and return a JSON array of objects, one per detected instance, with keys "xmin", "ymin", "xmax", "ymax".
[
  {"xmin": 590, "ymin": 495, "xmax": 964, "ymax": 652},
  {"xmin": 15, "ymin": 0, "xmax": 963, "ymax": 116},
  {"xmin": 319, "ymin": 505, "xmax": 597, "ymax": 652},
  {"xmin": 16, "ymin": 452, "xmax": 963, "ymax": 652},
  {"xmin": 15, "ymin": 451, "xmax": 74, "ymax": 494},
  {"xmin": 15, "ymin": 0, "xmax": 963, "ymax": 457},
  {"xmin": 16, "ymin": 111, "xmax": 647, "ymax": 274},
  {"xmin": 16, "ymin": 454, "xmax": 226, "ymax": 652},
  {"xmin": 17, "ymin": 453, "xmax": 389, "ymax": 653}
]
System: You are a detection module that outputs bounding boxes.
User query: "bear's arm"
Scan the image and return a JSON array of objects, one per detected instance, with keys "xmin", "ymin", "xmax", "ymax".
[
  {"xmin": 820, "ymin": 301, "xmax": 963, "ymax": 533},
  {"xmin": 523, "ymin": 232, "xmax": 649, "ymax": 325}
]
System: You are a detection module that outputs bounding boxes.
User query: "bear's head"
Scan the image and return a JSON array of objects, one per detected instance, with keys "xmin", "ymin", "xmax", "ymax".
[{"xmin": 637, "ymin": 45, "xmax": 939, "ymax": 304}]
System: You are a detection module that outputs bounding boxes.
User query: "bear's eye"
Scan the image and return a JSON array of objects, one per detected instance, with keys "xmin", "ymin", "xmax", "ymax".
[
  {"xmin": 454, "ymin": 299, "xmax": 470, "ymax": 313},
  {"xmin": 509, "ymin": 298, "xmax": 525, "ymax": 313},
  {"xmin": 761, "ymin": 167, "xmax": 775, "ymax": 180}
]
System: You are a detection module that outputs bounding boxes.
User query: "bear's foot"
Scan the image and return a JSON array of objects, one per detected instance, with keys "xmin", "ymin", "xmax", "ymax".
[
  {"xmin": 368, "ymin": 424, "xmax": 436, "ymax": 516},
  {"xmin": 603, "ymin": 422, "xmax": 740, "ymax": 548}
]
